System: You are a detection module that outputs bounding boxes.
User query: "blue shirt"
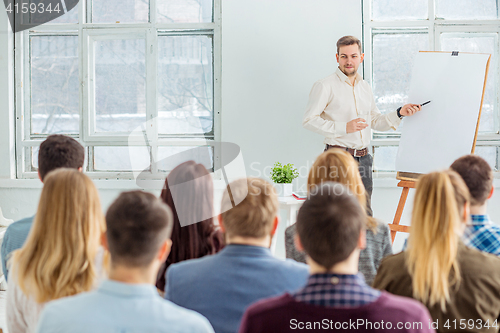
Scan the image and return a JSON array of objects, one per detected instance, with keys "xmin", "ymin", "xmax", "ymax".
[
  {"xmin": 166, "ymin": 244, "xmax": 309, "ymax": 333},
  {"xmin": 1, "ymin": 216, "xmax": 34, "ymax": 281},
  {"xmin": 463, "ymin": 215, "xmax": 500, "ymax": 256},
  {"xmin": 293, "ymin": 273, "xmax": 380, "ymax": 308},
  {"xmin": 36, "ymin": 280, "xmax": 215, "ymax": 333}
]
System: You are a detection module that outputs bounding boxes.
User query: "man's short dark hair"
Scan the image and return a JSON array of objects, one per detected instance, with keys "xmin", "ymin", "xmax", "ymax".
[
  {"xmin": 450, "ymin": 155, "xmax": 493, "ymax": 206},
  {"xmin": 106, "ymin": 191, "xmax": 173, "ymax": 267},
  {"xmin": 296, "ymin": 182, "xmax": 365, "ymax": 270},
  {"xmin": 38, "ymin": 135, "xmax": 85, "ymax": 181},
  {"xmin": 336, "ymin": 35, "xmax": 362, "ymax": 54}
]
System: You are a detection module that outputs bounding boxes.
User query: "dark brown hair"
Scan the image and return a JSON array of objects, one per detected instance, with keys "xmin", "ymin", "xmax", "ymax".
[
  {"xmin": 105, "ymin": 191, "xmax": 173, "ymax": 268},
  {"xmin": 336, "ymin": 35, "xmax": 362, "ymax": 54},
  {"xmin": 38, "ymin": 135, "xmax": 85, "ymax": 181},
  {"xmin": 450, "ymin": 155, "xmax": 492, "ymax": 206},
  {"xmin": 296, "ymin": 182, "xmax": 365, "ymax": 270},
  {"xmin": 156, "ymin": 161, "xmax": 224, "ymax": 291}
]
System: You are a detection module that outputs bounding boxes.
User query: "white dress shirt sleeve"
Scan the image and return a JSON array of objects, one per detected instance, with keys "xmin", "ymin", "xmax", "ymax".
[
  {"xmin": 302, "ymin": 81, "xmax": 347, "ymax": 137},
  {"xmin": 369, "ymin": 87, "xmax": 402, "ymax": 131}
]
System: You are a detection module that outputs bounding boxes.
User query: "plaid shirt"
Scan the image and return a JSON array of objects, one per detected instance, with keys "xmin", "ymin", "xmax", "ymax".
[
  {"xmin": 463, "ymin": 215, "xmax": 500, "ymax": 256},
  {"xmin": 292, "ymin": 273, "xmax": 380, "ymax": 308}
]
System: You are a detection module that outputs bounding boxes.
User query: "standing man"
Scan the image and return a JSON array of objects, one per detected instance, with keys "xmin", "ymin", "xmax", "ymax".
[{"xmin": 303, "ymin": 36, "xmax": 421, "ymax": 214}]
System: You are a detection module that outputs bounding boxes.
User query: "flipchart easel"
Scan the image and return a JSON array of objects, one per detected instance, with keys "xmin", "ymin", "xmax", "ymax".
[{"xmin": 388, "ymin": 51, "xmax": 491, "ymax": 243}]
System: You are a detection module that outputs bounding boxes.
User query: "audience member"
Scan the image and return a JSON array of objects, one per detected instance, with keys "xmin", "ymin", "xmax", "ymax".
[
  {"xmin": 240, "ymin": 182, "xmax": 433, "ymax": 333},
  {"xmin": 285, "ymin": 149, "xmax": 392, "ymax": 284},
  {"xmin": 7, "ymin": 169, "xmax": 105, "ymax": 333},
  {"xmin": 156, "ymin": 161, "xmax": 224, "ymax": 292},
  {"xmin": 450, "ymin": 154, "xmax": 500, "ymax": 255},
  {"xmin": 1, "ymin": 135, "xmax": 85, "ymax": 280},
  {"xmin": 166, "ymin": 178, "xmax": 309, "ymax": 333},
  {"xmin": 373, "ymin": 171, "xmax": 500, "ymax": 332},
  {"xmin": 36, "ymin": 191, "xmax": 214, "ymax": 333}
]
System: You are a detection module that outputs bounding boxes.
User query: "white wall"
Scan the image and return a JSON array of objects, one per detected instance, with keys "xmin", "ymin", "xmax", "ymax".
[{"xmin": 221, "ymin": 0, "xmax": 362, "ymax": 192}]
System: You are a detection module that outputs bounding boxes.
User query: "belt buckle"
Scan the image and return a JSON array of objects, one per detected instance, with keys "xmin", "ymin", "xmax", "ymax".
[{"xmin": 353, "ymin": 149, "xmax": 358, "ymax": 157}]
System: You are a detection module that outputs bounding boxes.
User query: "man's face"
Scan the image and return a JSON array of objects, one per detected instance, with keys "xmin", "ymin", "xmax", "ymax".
[{"xmin": 336, "ymin": 44, "xmax": 364, "ymax": 77}]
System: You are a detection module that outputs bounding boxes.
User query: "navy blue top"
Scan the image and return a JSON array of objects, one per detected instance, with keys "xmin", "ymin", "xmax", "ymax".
[{"xmin": 165, "ymin": 244, "xmax": 309, "ymax": 333}]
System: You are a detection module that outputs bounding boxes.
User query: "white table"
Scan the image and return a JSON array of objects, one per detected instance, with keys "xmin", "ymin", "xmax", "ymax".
[
  {"xmin": 278, "ymin": 196, "xmax": 304, "ymax": 227},
  {"xmin": 271, "ymin": 196, "xmax": 304, "ymax": 258}
]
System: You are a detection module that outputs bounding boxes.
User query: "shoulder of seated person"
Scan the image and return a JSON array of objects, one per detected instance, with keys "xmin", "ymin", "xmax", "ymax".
[
  {"xmin": 460, "ymin": 245, "xmax": 500, "ymax": 270},
  {"xmin": 378, "ymin": 292, "xmax": 431, "ymax": 316},
  {"xmin": 6, "ymin": 216, "xmax": 33, "ymax": 230}
]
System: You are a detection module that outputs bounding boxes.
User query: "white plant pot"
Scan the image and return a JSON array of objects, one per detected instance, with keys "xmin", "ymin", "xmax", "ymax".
[{"xmin": 275, "ymin": 183, "xmax": 293, "ymax": 197}]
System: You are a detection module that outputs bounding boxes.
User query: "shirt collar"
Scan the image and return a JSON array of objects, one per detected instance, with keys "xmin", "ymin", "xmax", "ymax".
[
  {"xmin": 335, "ymin": 67, "xmax": 362, "ymax": 86},
  {"xmin": 98, "ymin": 280, "xmax": 159, "ymax": 298},
  {"xmin": 219, "ymin": 244, "xmax": 272, "ymax": 257},
  {"xmin": 469, "ymin": 214, "xmax": 492, "ymax": 225},
  {"xmin": 306, "ymin": 273, "xmax": 366, "ymax": 287}
]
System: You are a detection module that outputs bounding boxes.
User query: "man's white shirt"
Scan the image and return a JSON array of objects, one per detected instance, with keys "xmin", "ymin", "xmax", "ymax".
[{"xmin": 303, "ymin": 67, "xmax": 402, "ymax": 149}]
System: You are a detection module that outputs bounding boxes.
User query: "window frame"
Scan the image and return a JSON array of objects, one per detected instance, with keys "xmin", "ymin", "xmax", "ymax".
[
  {"xmin": 363, "ymin": 0, "xmax": 500, "ymax": 173},
  {"xmin": 15, "ymin": 0, "xmax": 222, "ymax": 180}
]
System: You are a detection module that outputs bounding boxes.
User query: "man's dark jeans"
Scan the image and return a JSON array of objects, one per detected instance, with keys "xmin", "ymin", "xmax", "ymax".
[{"xmin": 324, "ymin": 145, "xmax": 373, "ymax": 216}]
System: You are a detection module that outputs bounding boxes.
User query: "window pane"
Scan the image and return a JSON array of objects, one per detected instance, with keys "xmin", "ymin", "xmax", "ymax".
[
  {"xmin": 436, "ymin": 0, "xmax": 497, "ymax": 20},
  {"xmin": 372, "ymin": 0, "xmax": 427, "ymax": 20},
  {"xmin": 94, "ymin": 146, "xmax": 150, "ymax": 171},
  {"xmin": 372, "ymin": 33, "xmax": 429, "ymax": 115},
  {"xmin": 95, "ymin": 39, "xmax": 146, "ymax": 133},
  {"xmin": 158, "ymin": 35, "xmax": 213, "ymax": 135},
  {"xmin": 475, "ymin": 146, "xmax": 498, "ymax": 171},
  {"xmin": 157, "ymin": 146, "xmax": 213, "ymax": 172},
  {"xmin": 50, "ymin": 1, "xmax": 79, "ymax": 24},
  {"xmin": 157, "ymin": 0, "xmax": 213, "ymax": 23},
  {"xmin": 31, "ymin": 36, "xmax": 79, "ymax": 135},
  {"xmin": 92, "ymin": 0, "xmax": 149, "ymax": 23},
  {"xmin": 26, "ymin": 0, "xmax": 79, "ymax": 24},
  {"xmin": 373, "ymin": 146, "xmax": 398, "ymax": 172},
  {"xmin": 440, "ymin": 34, "xmax": 497, "ymax": 132}
]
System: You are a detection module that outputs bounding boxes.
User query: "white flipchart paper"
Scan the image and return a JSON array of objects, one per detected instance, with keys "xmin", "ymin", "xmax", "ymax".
[{"xmin": 395, "ymin": 52, "xmax": 490, "ymax": 174}]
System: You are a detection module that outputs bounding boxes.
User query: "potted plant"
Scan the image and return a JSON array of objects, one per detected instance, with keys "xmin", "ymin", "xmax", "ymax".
[{"xmin": 270, "ymin": 162, "xmax": 299, "ymax": 197}]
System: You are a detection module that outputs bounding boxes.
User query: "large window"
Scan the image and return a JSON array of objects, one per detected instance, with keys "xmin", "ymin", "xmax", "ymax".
[
  {"xmin": 15, "ymin": 0, "xmax": 220, "ymax": 179},
  {"xmin": 364, "ymin": 0, "xmax": 500, "ymax": 172}
]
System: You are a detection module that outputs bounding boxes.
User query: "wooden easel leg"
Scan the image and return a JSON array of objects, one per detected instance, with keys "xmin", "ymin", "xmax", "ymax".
[{"xmin": 391, "ymin": 187, "xmax": 410, "ymax": 243}]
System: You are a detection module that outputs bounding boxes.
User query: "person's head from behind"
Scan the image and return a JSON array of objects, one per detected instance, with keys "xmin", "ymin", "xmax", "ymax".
[
  {"xmin": 219, "ymin": 178, "xmax": 279, "ymax": 247},
  {"xmin": 295, "ymin": 182, "xmax": 366, "ymax": 272},
  {"xmin": 336, "ymin": 35, "xmax": 364, "ymax": 77},
  {"xmin": 13, "ymin": 168, "xmax": 105, "ymax": 303},
  {"xmin": 105, "ymin": 191, "xmax": 173, "ymax": 279},
  {"xmin": 38, "ymin": 134, "xmax": 85, "ymax": 182},
  {"xmin": 450, "ymin": 154, "xmax": 493, "ymax": 207},
  {"xmin": 156, "ymin": 161, "xmax": 219, "ymax": 290},
  {"xmin": 406, "ymin": 170, "xmax": 470, "ymax": 311},
  {"xmin": 308, "ymin": 149, "xmax": 376, "ymax": 231},
  {"xmin": 161, "ymin": 160, "xmax": 215, "ymax": 258}
]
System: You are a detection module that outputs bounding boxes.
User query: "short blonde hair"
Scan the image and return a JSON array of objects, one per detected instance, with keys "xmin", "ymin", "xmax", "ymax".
[
  {"xmin": 12, "ymin": 168, "xmax": 105, "ymax": 303},
  {"xmin": 220, "ymin": 178, "xmax": 278, "ymax": 239}
]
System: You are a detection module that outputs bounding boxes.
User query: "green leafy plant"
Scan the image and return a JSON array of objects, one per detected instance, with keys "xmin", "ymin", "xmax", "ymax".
[{"xmin": 270, "ymin": 162, "xmax": 299, "ymax": 184}]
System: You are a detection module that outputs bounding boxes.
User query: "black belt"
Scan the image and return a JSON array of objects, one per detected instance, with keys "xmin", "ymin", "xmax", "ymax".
[{"xmin": 326, "ymin": 145, "xmax": 368, "ymax": 157}]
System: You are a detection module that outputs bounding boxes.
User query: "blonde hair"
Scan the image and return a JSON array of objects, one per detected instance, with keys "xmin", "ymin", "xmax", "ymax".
[
  {"xmin": 406, "ymin": 170, "xmax": 470, "ymax": 311},
  {"xmin": 308, "ymin": 149, "xmax": 376, "ymax": 232},
  {"xmin": 220, "ymin": 178, "xmax": 278, "ymax": 239},
  {"xmin": 12, "ymin": 168, "xmax": 105, "ymax": 303}
]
